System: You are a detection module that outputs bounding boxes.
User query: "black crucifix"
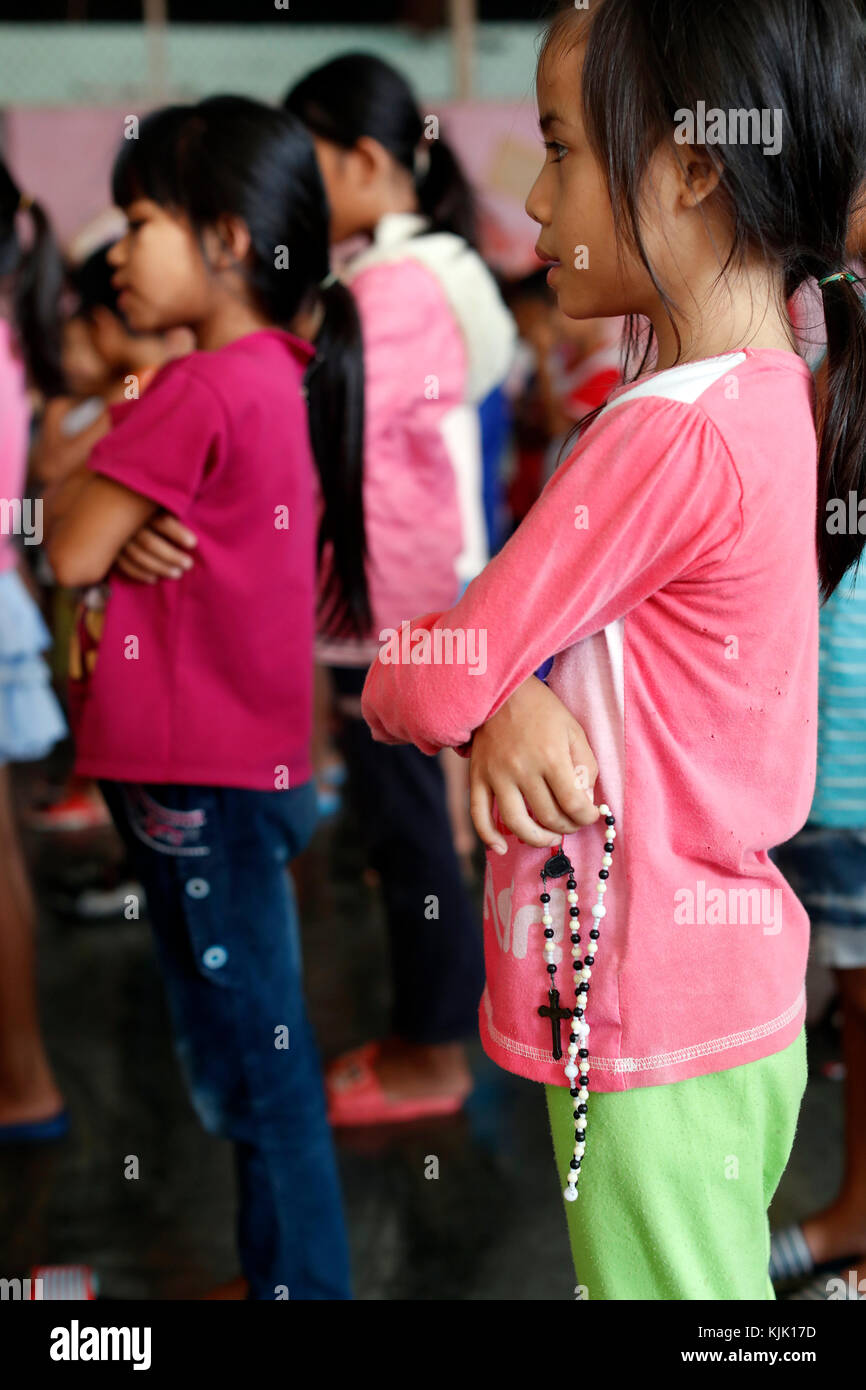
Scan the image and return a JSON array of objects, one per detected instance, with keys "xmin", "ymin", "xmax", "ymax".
[
  {"xmin": 538, "ymin": 846, "xmax": 576, "ymax": 1061},
  {"xmin": 538, "ymin": 988, "xmax": 572, "ymax": 1060}
]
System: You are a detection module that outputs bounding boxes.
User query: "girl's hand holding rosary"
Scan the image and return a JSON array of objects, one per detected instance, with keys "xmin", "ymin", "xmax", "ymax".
[
  {"xmin": 468, "ymin": 670, "xmax": 616, "ymax": 1202},
  {"xmin": 468, "ymin": 671, "xmax": 601, "ymax": 852}
]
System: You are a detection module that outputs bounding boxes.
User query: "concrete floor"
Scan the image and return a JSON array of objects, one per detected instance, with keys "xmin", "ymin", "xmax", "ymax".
[{"xmin": 0, "ymin": 774, "xmax": 847, "ymax": 1300}]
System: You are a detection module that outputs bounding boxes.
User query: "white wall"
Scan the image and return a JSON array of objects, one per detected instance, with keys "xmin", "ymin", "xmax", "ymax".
[{"xmin": 0, "ymin": 22, "xmax": 542, "ymax": 106}]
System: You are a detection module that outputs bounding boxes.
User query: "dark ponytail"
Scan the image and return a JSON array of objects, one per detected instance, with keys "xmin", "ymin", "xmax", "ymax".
[
  {"xmin": 111, "ymin": 95, "xmax": 369, "ymax": 638},
  {"xmin": 307, "ymin": 278, "xmax": 371, "ymax": 638},
  {"xmin": 284, "ymin": 51, "xmax": 478, "ymax": 248},
  {"xmin": 0, "ymin": 158, "xmax": 64, "ymax": 397},
  {"xmin": 814, "ymin": 266, "xmax": 866, "ymax": 601},
  {"xmin": 544, "ymin": 0, "xmax": 866, "ymax": 603},
  {"xmin": 416, "ymin": 135, "xmax": 477, "ymax": 249}
]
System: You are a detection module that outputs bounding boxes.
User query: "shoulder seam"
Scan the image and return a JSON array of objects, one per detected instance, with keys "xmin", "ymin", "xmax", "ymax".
[{"xmin": 593, "ymin": 392, "xmax": 746, "ymax": 567}]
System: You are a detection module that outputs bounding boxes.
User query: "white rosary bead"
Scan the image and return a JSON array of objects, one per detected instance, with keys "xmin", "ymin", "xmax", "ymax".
[
  {"xmin": 578, "ymin": 1087, "xmax": 588, "ymax": 1101},
  {"xmin": 564, "ymin": 1185, "xmax": 578, "ymax": 1201},
  {"xmin": 597, "ymin": 882, "xmax": 608, "ymax": 894},
  {"xmin": 571, "ymin": 945, "xmax": 581, "ymax": 958},
  {"xmin": 598, "ymin": 803, "xmax": 610, "ymax": 816},
  {"xmin": 542, "ymin": 913, "xmax": 552, "ymax": 925},
  {"xmin": 582, "ymin": 966, "xmax": 592, "ymax": 981},
  {"xmin": 591, "ymin": 904, "xmax": 606, "ymax": 918},
  {"xmin": 574, "ymin": 1020, "xmax": 588, "ymax": 1037},
  {"xmin": 564, "ymin": 1063, "xmax": 578, "ymax": 1079},
  {"xmin": 606, "ymin": 827, "xmax": 616, "ymax": 839},
  {"xmin": 567, "ymin": 890, "xmax": 578, "ymax": 904},
  {"xmin": 602, "ymin": 854, "xmax": 612, "ymax": 867}
]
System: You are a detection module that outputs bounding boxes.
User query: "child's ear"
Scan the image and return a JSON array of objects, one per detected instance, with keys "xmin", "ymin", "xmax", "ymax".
[
  {"xmin": 351, "ymin": 135, "xmax": 392, "ymax": 191},
  {"xmin": 205, "ymin": 214, "xmax": 253, "ymax": 269},
  {"xmin": 675, "ymin": 144, "xmax": 723, "ymax": 209}
]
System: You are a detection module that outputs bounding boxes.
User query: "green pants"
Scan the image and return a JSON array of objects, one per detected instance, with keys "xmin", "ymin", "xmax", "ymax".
[{"xmin": 545, "ymin": 1025, "xmax": 807, "ymax": 1300}]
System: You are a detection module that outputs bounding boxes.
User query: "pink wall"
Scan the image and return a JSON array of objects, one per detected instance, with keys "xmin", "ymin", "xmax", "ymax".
[{"xmin": 3, "ymin": 101, "xmax": 544, "ymax": 275}]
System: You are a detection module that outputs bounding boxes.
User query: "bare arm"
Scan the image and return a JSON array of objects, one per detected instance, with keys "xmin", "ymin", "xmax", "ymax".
[{"xmin": 46, "ymin": 473, "xmax": 159, "ymax": 588}]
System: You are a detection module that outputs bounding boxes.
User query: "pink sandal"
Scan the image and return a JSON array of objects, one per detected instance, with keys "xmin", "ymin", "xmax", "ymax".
[{"xmin": 325, "ymin": 1042, "xmax": 470, "ymax": 1127}]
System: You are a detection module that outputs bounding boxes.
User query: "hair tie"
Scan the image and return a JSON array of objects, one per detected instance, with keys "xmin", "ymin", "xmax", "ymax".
[
  {"xmin": 817, "ymin": 270, "xmax": 864, "ymax": 287},
  {"xmin": 17, "ymin": 192, "xmax": 33, "ymax": 212},
  {"xmin": 318, "ymin": 271, "xmax": 338, "ymax": 290}
]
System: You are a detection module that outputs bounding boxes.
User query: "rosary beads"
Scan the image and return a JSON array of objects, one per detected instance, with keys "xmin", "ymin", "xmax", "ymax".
[{"xmin": 537, "ymin": 804, "xmax": 616, "ymax": 1202}]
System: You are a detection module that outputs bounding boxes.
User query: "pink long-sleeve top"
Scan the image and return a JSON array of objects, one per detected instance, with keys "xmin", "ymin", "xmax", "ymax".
[
  {"xmin": 316, "ymin": 213, "xmax": 515, "ymax": 666},
  {"xmin": 362, "ymin": 347, "xmax": 818, "ymax": 1092},
  {"xmin": 315, "ymin": 258, "xmax": 470, "ymax": 667}
]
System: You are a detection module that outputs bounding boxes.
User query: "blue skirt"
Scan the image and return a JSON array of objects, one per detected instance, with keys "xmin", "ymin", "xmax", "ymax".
[{"xmin": 0, "ymin": 566, "xmax": 67, "ymax": 765}]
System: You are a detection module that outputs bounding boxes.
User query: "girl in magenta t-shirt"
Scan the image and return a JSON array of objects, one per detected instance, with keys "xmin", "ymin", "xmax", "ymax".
[
  {"xmin": 45, "ymin": 97, "xmax": 371, "ymax": 1300},
  {"xmin": 363, "ymin": 0, "xmax": 866, "ymax": 1299}
]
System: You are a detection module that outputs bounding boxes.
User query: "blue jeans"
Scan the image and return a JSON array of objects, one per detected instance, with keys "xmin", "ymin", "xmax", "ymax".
[{"xmin": 99, "ymin": 778, "xmax": 352, "ymax": 1300}]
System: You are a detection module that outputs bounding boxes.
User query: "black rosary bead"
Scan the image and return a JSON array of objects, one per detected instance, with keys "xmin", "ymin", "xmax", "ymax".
[
  {"xmin": 604, "ymin": 815, "xmax": 615, "ymax": 825},
  {"xmin": 567, "ymin": 878, "xmax": 576, "ymax": 889},
  {"xmin": 576, "ymin": 1129, "xmax": 585, "ymax": 1141},
  {"xmin": 578, "ymin": 1048, "xmax": 589, "ymax": 1058},
  {"xmin": 579, "ymin": 1073, "xmax": 589, "ymax": 1085},
  {"xmin": 570, "ymin": 933, "xmax": 580, "ymax": 944},
  {"xmin": 590, "ymin": 928, "xmax": 600, "ymax": 939},
  {"xmin": 570, "ymin": 1159, "xmax": 579, "ymax": 1170},
  {"xmin": 544, "ymin": 928, "xmax": 554, "ymax": 939},
  {"xmin": 585, "ymin": 954, "xmax": 595, "ymax": 965},
  {"xmin": 604, "ymin": 841, "xmax": 614, "ymax": 852},
  {"xmin": 547, "ymin": 963, "xmax": 557, "ymax": 975},
  {"xmin": 574, "ymin": 1007, "xmax": 584, "ymax": 1018},
  {"xmin": 540, "ymin": 892, "xmax": 550, "ymax": 903},
  {"xmin": 577, "ymin": 1103, "xmax": 587, "ymax": 1115},
  {"xmin": 569, "ymin": 906, "xmax": 580, "ymax": 917},
  {"xmin": 599, "ymin": 869, "xmax": 609, "ymax": 880},
  {"xmin": 569, "ymin": 1087, "xmax": 580, "ymax": 1097}
]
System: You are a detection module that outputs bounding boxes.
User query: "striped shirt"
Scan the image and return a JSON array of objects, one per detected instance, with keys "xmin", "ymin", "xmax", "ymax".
[{"xmin": 811, "ymin": 566, "xmax": 866, "ymax": 826}]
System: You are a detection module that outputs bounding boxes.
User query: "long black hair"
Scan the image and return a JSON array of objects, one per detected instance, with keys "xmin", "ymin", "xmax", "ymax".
[
  {"xmin": 111, "ymin": 96, "xmax": 369, "ymax": 638},
  {"xmin": 0, "ymin": 158, "xmax": 64, "ymax": 397},
  {"xmin": 284, "ymin": 52, "xmax": 478, "ymax": 249},
  {"xmin": 543, "ymin": 0, "xmax": 866, "ymax": 603}
]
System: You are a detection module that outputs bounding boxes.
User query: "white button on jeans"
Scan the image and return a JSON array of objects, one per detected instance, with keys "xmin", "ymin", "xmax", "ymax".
[
  {"xmin": 185, "ymin": 878, "xmax": 210, "ymax": 899},
  {"xmin": 202, "ymin": 946, "xmax": 228, "ymax": 970}
]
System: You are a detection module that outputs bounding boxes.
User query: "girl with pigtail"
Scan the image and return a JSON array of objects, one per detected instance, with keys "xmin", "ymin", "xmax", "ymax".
[{"xmin": 363, "ymin": 0, "xmax": 866, "ymax": 1299}]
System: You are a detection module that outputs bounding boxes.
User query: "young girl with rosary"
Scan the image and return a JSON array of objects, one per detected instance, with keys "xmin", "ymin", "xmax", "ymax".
[{"xmin": 362, "ymin": 0, "xmax": 866, "ymax": 1298}]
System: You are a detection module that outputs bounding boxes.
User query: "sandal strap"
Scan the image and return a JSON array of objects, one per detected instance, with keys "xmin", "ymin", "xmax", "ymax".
[{"xmin": 769, "ymin": 1224, "xmax": 815, "ymax": 1282}]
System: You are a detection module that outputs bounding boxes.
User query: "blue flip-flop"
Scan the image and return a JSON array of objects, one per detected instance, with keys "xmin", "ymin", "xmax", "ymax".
[{"xmin": 0, "ymin": 1110, "xmax": 70, "ymax": 1144}]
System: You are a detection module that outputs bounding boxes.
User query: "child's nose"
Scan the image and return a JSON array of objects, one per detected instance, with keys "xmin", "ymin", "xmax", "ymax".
[{"xmin": 525, "ymin": 168, "xmax": 550, "ymax": 227}]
